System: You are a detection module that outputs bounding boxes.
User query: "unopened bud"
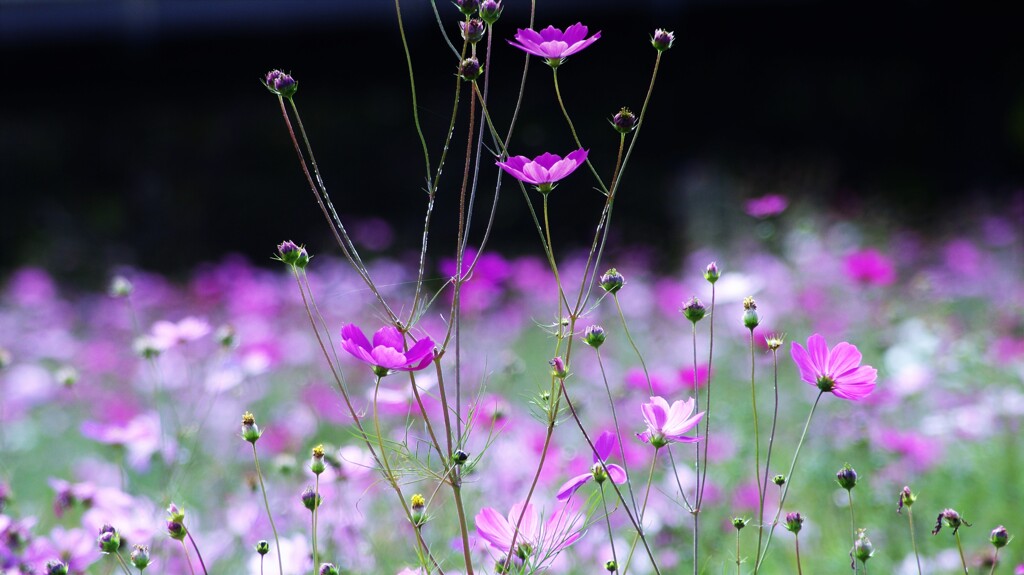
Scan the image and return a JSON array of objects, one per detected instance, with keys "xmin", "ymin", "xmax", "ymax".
[
  {"xmin": 681, "ymin": 297, "xmax": 706, "ymax": 323},
  {"xmin": 651, "ymin": 29, "xmax": 675, "ymax": 52},
  {"xmin": 600, "ymin": 268, "xmax": 625, "ymax": 294},
  {"xmin": 583, "ymin": 325, "xmax": 606, "ymax": 348}
]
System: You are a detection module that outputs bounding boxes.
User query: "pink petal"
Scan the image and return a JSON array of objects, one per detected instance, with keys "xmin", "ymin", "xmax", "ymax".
[
  {"xmin": 370, "ymin": 346, "xmax": 406, "ymax": 369},
  {"xmin": 340, "ymin": 324, "xmax": 372, "ymax": 351},
  {"xmin": 828, "ymin": 342, "xmax": 862, "ymax": 377},
  {"xmin": 806, "ymin": 334, "xmax": 829, "ymax": 376},
  {"xmin": 790, "ymin": 341, "xmax": 818, "ymax": 386},
  {"xmin": 537, "ymin": 25, "xmax": 564, "ymax": 42},
  {"xmin": 555, "ymin": 473, "xmax": 593, "ymax": 500},
  {"xmin": 593, "ymin": 430, "xmax": 616, "ymax": 462},
  {"xmin": 606, "ymin": 464, "xmax": 627, "ymax": 484},
  {"xmin": 401, "ymin": 338, "xmax": 435, "ymax": 370},
  {"xmin": 373, "ymin": 326, "xmax": 404, "ymax": 351},
  {"xmin": 507, "ymin": 502, "xmax": 538, "ymax": 546},
  {"xmin": 532, "ymin": 152, "xmax": 563, "ymax": 170},
  {"xmin": 561, "ymin": 23, "xmax": 588, "ymax": 44},
  {"xmin": 475, "ymin": 507, "xmax": 515, "ymax": 549},
  {"xmin": 522, "ymin": 162, "xmax": 551, "ymax": 184}
]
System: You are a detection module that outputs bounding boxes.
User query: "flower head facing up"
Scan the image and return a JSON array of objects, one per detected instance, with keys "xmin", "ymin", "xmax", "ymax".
[
  {"xmin": 508, "ymin": 23, "xmax": 601, "ymax": 67},
  {"xmin": 651, "ymin": 28, "xmax": 675, "ymax": 51},
  {"xmin": 897, "ymin": 486, "xmax": 916, "ymax": 513},
  {"xmin": 784, "ymin": 512, "xmax": 804, "ymax": 533},
  {"xmin": 264, "ymin": 70, "xmax": 297, "ymax": 98},
  {"xmin": 339, "ymin": 324, "xmax": 435, "ymax": 377},
  {"xmin": 556, "ymin": 431, "xmax": 627, "ymax": 500},
  {"xmin": 790, "ymin": 334, "xmax": 877, "ymax": 401},
  {"xmin": 637, "ymin": 396, "xmax": 704, "ymax": 448},
  {"xmin": 991, "ymin": 525, "xmax": 1011, "ymax": 548},
  {"xmin": 496, "ymin": 149, "xmax": 588, "ymax": 194},
  {"xmin": 475, "ymin": 501, "xmax": 582, "ymax": 567}
]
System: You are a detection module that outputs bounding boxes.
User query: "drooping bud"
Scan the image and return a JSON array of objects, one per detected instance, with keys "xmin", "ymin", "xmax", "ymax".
[
  {"xmin": 583, "ymin": 325, "xmax": 607, "ymax": 348},
  {"xmin": 704, "ymin": 262, "xmax": 721, "ymax": 283},
  {"xmin": 600, "ymin": 268, "xmax": 625, "ymax": 294},
  {"xmin": 264, "ymin": 70, "xmax": 298, "ymax": 99},
  {"xmin": 479, "ymin": 0, "xmax": 503, "ymax": 24},
  {"xmin": 241, "ymin": 411, "xmax": 262, "ymax": 444},
  {"xmin": 742, "ymin": 296, "xmax": 760, "ymax": 330},
  {"xmin": 311, "ymin": 444, "xmax": 327, "ymax": 475},
  {"xmin": 610, "ymin": 107, "xmax": 637, "ymax": 134},
  {"xmin": 131, "ymin": 544, "xmax": 151, "ymax": 570},
  {"xmin": 458, "ymin": 57, "xmax": 483, "ymax": 81},
  {"xmin": 784, "ymin": 512, "xmax": 804, "ymax": 533},
  {"xmin": 836, "ymin": 463, "xmax": 858, "ymax": 491},
  {"xmin": 460, "ymin": 18, "xmax": 485, "ymax": 43},
  {"xmin": 276, "ymin": 240, "xmax": 310, "ymax": 269},
  {"xmin": 651, "ymin": 28, "xmax": 675, "ymax": 52},
  {"xmin": 301, "ymin": 486, "xmax": 322, "ymax": 511},
  {"xmin": 990, "ymin": 525, "xmax": 1010, "ymax": 549},
  {"xmin": 255, "ymin": 540, "xmax": 270, "ymax": 555},
  {"xmin": 897, "ymin": 486, "xmax": 916, "ymax": 514},
  {"xmin": 411, "ymin": 493, "xmax": 427, "ymax": 526},
  {"xmin": 681, "ymin": 297, "xmax": 706, "ymax": 323},
  {"xmin": 550, "ymin": 356, "xmax": 568, "ymax": 379},
  {"xmin": 933, "ymin": 508, "xmax": 971, "ymax": 535}
]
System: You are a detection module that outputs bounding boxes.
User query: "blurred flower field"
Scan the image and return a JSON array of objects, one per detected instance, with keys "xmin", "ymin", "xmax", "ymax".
[{"xmin": 1, "ymin": 202, "xmax": 1022, "ymax": 574}]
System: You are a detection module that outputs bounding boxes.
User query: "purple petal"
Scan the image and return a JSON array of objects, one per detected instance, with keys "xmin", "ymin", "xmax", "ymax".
[
  {"xmin": 507, "ymin": 502, "xmax": 538, "ymax": 545},
  {"xmin": 522, "ymin": 161, "xmax": 551, "ymax": 185},
  {"xmin": 538, "ymin": 40, "xmax": 570, "ymax": 58},
  {"xmin": 475, "ymin": 507, "xmax": 515, "ymax": 549},
  {"xmin": 807, "ymin": 334, "xmax": 829, "ymax": 375},
  {"xmin": 340, "ymin": 324, "xmax": 372, "ymax": 352},
  {"xmin": 593, "ymin": 430, "xmax": 616, "ymax": 461},
  {"xmin": 790, "ymin": 341, "xmax": 818, "ymax": 386},
  {"xmin": 400, "ymin": 337, "xmax": 436, "ymax": 371},
  {"xmin": 828, "ymin": 342, "xmax": 863, "ymax": 378},
  {"xmin": 606, "ymin": 464, "xmax": 627, "ymax": 484},
  {"xmin": 370, "ymin": 346, "xmax": 406, "ymax": 369},
  {"xmin": 537, "ymin": 25, "xmax": 564, "ymax": 42},
  {"xmin": 373, "ymin": 326, "xmax": 404, "ymax": 351},
  {"xmin": 837, "ymin": 365, "xmax": 878, "ymax": 388},
  {"xmin": 561, "ymin": 23, "xmax": 588, "ymax": 44},
  {"xmin": 555, "ymin": 473, "xmax": 592, "ymax": 500},
  {"xmin": 532, "ymin": 152, "xmax": 563, "ymax": 170}
]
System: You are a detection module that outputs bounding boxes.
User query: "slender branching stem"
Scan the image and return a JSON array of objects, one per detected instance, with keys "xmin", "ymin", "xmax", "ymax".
[
  {"xmin": 697, "ymin": 284, "xmax": 716, "ymax": 508},
  {"xmin": 311, "ymin": 474, "xmax": 320, "ymax": 575},
  {"xmin": 551, "ymin": 68, "xmax": 608, "ymax": 194},
  {"xmin": 113, "ymin": 552, "xmax": 135, "ymax": 575},
  {"xmin": 691, "ymin": 322, "xmax": 701, "ymax": 575},
  {"xmin": 849, "ymin": 491, "xmax": 858, "ymax": 574},
  {"xmin": 596, "ymin": 349, "xmax": 641, "ymax": 519},
  {"xmin": 989, "ymin": 548, "xmax": 1001, "ymax": 575},
  {"xmin": 621, "ymin": 450, "xmax": 659, "ymax": 575},
  {"xmin": 180, "ymin": 539, "xmax": 197, "ymax": 575},
  {"xmin": 601, "ymin": 487, "xmax": 620, "ymax": 573}
]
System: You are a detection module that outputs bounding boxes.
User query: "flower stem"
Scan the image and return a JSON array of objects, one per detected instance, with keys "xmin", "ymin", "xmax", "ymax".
[
  {"xmin": 794, "ymin": 534, "xmax": 803, "ymax": 575},
  {"xmin": 596, "ymin": 350, "xmax": 641, "ymax": 519},
  {"xmin": 749, "ymin": 330, "xmax": 764, "ymax": 574},
  {"xmin": 849, "ymin": 491, "xmax": 858, "ymax": 574},
  {"xmin": 311, "ymin": 474, "xmax": 320, "ymax": 575},
  {"xmin": 551, "ymin": 68, "xmax": 608, "ymax": 194},
  {"xmin": 736, "ymin": 528, "xmax": 742, "ymax": 575},
  {"xmin": 187, "ymin": 531, "xmax": 209, "ymax": 575},
  {"xmin": 113, "ymin": 551, "xmax": 135, "ymax": 575},
  {"xmin": 251, "ymin": 443, "xmax": 285, "ymax": 575},
  {"xmin": 908, "ymin": 508, "xmax": 923, "ymax": 575},
  {"xmin": 601, "ymin": 486, "xmax": 620, "ymax": 572},
  {"xmin": 955, "ymin": 531, "xmax": 970, "ymax": 574},
  {"xmin": 697, "ymin": 283, "xmax": 716, "ymax": 509},
  {"xmin": 759, "ymin": 348, "xmax": 781, "ymax": 572},
  {"xmin": 989, "ymin": 548, "xmax": 1000, "ymax": 575},
  {"xmin": 621, "ymin": 450, "xmax": 659, "ymax": 575},
  {"xmin": 691, "ymin": 322, "xmax": 701, "ymax": 575},
  {"xmin": 757, "ymin": 392, "xmax": 824, "ymax": 570},
  {"xmin": 180, "ymin": 539, "xmax": 197, "ymax": 575}
]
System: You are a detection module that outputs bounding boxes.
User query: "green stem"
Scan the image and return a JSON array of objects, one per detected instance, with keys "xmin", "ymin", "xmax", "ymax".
[
  {"xmin": 849, "ymin": 491, "xmax": 858, "ymax": 574},
  {"xmin": 180, "ymin": 539, "xmax": 197, "ymax": 575},
  {"xmin": 955, "ymin": 531, "xmax": 970, "ymax": 574},
  {"xmin": 794, "ymin": 534, "xmax": 803, "ymax": 575},
  {"xmin": 113, "ymin": 551, "xmax": 135, "ymax": 575},
  {"xmin": 596, "ymin": 349, "xmax": 641, "ymax": 520},
  {"xmin": 312, "ymin": 474, "xmax": 320, "ymax": 575},
  {"xmin": 758, "ymin": 348, "xmax": 781, "ymax": 574},
  {"xmin": 601, "ymin": 486, "xmax": 620, "ymax": 573},
  {"xmin": 736, "ymin": 528, "xmax": 742, "ymax": 575},
  {"xmin": 989, "ymin": 548, "xmax": 1000, "ymax": 575},
  {"xmin": 697, "ymin": 284, "xmax": 716, "ymax": 508},
  {"xmin": 551, "ymin": 68, "xmax": 608, "ymax": 194},
  {"xmin": 621, "ymin": 450, "xmax": 659, "ymax": 575},
  {"xmin": 757, "ymin": 392, "xmax": 824, "ymax": 569},
  {"xmin": 908, "ymin": 508, "xmax": 923, "ymax": 575},
  {"xmin": 692, "ymin": 323, "xmax": 700, "ymax": 575},
  {"xmin": 186, "ymin": 531, "xmax": 209, "ymax": 575},
  {"xmin": 251, "ymin": 443, "xmax": 285, "ymax": 575},
  {"xmin": 749, "ymin": 330, "xmax": 764, "ymax": 574}
]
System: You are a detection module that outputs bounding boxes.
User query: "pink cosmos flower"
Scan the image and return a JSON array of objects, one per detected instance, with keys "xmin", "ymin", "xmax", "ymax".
[
  {"xmin": 475, "ymin": 500, "xmax": 583, "ymax": 565},
  {"xmin": 556, "ymin": 431, "xmax": 627, "ymax": 500},
  {"xmin": 843, "ymin": 248, "xmax": 896, "ymax": 286},
  {"xmin": 637, "ymin": 396, "xmax": 704, "ymax": 447},
  {"xmin": 496, "ymin": 149, "xmax": 588, "ymax": 193},
  {"xmin": 744, "ymin": 194, "xmax": 789, "ymax": 218},
  {"xmin": 508, "ymin": 23, "xmax": 601, "ymax": 66},
  {"xmin": 339, "ymin": 324, "xmax": 435, "ymax": 377},
  {"xmin": 790, "ymin": 333, "xmax": 877, "ymax": 401}
]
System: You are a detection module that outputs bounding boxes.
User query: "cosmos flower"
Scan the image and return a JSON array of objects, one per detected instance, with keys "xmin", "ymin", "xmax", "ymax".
[
  {"xmin": 508, "ymin": 23, "xmax": 600, "ymax": 66},
  {"xmin": 496, "ymin": 149, "xmax": 588, "ymax": 194},
  {"xmin": 744, "ymin": 194, "xmax": 788, "ymax": 218},
  {"xmin": 475, "ymin": 500, "xmax": 582, "ymax": 564},
  {"xmin": 556, "ymin": 431, "xmax": 627, "ymax": 500},
  {"xmin": 790, "ymin": 334, "xmax": 877, "ymax": 401},
  {"xmin": 637, "ymin": 396, "xmax": 704, "ymax": 448},
  {"xmin": 339, "ymin": 324, "xmax": 435, "ymax": 377}
]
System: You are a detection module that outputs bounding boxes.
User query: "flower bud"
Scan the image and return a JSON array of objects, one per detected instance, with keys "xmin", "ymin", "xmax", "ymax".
[
  {"xmin": 131, "ymin": 544, "xmax": 151, "ymax": 570},
  {"xmin": 681, "ymin": 297, "xmax": 706, "ymax": 323},
  {"xmin": 166, "ymin": 520, "xmax": 187, "ymax": 541},
  {"xmin": 479, "ymin": 0, "xmax": 503, "ymax": 24},
  {"xmin": 301, "ymin": 486, "xmax": 322, "ymax": 511},
  {"xmin": 605, "ymin": 559, "xmax": 618, "ymax": 572},
  {"xmin": 732, "ymin": 517, "xmax": 748, "ymax": 530},
  {"xmin": 276, "ymin": 240, "xmax": 310, "ymax": 269},
  {"xmin": 583, "ymin": 325, "xmax": 606, "ymax": 348},
  {"xmin": 991, "ymin": 525, "xmax": 1011, "ymax": 548},
  {"xmin": 933, "ymin": 508, "xmax": 971, "ymax": 535},
  {"xmin": 411, "ymin": 493, "xmax": 427, "ymax": 526},
  {"xmin": 264, "ymin": 70, "xmax": 298, "ymax": 99},
  {"xmin": 241, "ymin": 411, "xmax": 263, "ymax": 444},
  {"xmin": 311, "ymin": 444, "xmax": 327, "ymax": 475},
  {"xmin": 460, "ymin": 18, "xmax": 485, "ymax": 43},
  {"xmin": 108, "ymin": 275, "xmax": 134, "ymax": 298},
  {"xmin": 458, "ymin": 57, "xmax": 483, "ymax": 81},
  {"xmin": 255, "ymin": 540, "xmax": 270, "ymax": 555},
  {"xmin": 453, "ymin": 0, "xmax": 479, "ymax": 16},
  {"xmin": 319, "ymin": 564, "xmax": 340, "ymax": 575},
  {"xmin": 784, "ymin": 512, "xmax": 804, "ymax": 533},
  {"xmin": 610, "ymin": 107, "xmax": 637, "ymax": 134},
  {"xmin": 897, "ymin": 486, "xmax": 916, "ymax": 514},
  {"xmin": 453, "ymin": 449, "xmax": 470, "ymax": 465},
  {"xmin": 600, "ymin": 268, "xmax": 625, "ymax": 294},
  {"xmin": 765, "ymin": 334, "xmax": 785, "ymax": 351},
  {"xmin": 550, "ymin": 356, "xmax": 568, "ymax": 379},
  {"xmin": 704, "ymin": 262, "xmax": 721, "ymax": 283},
  {"xmin": 45, "ymin": 560, "xmax": 69, "ymax": 575},
  {"xmin": 590, "ymin": 462, "xmax": 609, "ymax": 484},
  {"xmin": 853, "ymin": 529, "xmax": 874, "ymax": 564},
  {"xmin": 55, "ymin": 365, "xmax": 78, "ymax": 388},
  {"xmin": 772, "ymin": 474, "xmax": 786, "ymax": 486},
  {"xmin": 651, "ymin": 29, "xmax": 675, "ymax": 52},
  {"xmin": 216, "ymin": 324, "xmax": 237, "ymax": 348},
  {"xmin": 742, "ymin": 296, "xmax": 760, "ymax": 330},
  {"xmin": 97, "ymin": 524, "xmax": 121, "ymax": 553},
  {"xmin": 133, "ymin": 336, "xmax": 160, "ymax": 359},
  {"xmin": 836, "ymin": 463, "xmax": 858, "ymax": 491}
]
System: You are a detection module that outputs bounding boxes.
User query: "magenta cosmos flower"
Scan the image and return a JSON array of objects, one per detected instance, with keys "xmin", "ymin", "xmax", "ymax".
[
  {"xmin": 339, "ymin": 324, "xmax": 435, "ymax": 377},
  {"xmin": 790, "ymin": 333, "xmax": 877, "ymax": 401},
  {"xmin": 496, "ymin": 149, "xmax": 588, "ymax": 194},
  {"xmin": 556, "ymin": 431, "xmax": 627, "ymax": 500},
  {"xmin": 475, "ymin": 500, "xmax": 582, "ymax": 565},
  {"xmin": 637, "ymin": 396, "xmax": 704, "ymax": 448},
  {"xmin": 508, "ymin": 23, "xmax": 601, "ymax": 67}
]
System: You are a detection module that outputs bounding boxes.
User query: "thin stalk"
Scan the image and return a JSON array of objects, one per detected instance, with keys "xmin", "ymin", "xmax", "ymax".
[
  {"xmin": 749, "ymin": 330, "xmax": 764, "ymax": 574},
  {"xmin": 600, "ymin": 487, "xmax": 620, "ymax": 573},
  {"xmin": 113, "ymin": 552, "xmax": 135, "ymax": 575},
  {"xmin": 760, "ymin": 348, "xmax": 781, "ymax": 523},
  {"xmin": 180, "ymin": 540, "xmax": 197, "ymax": 575},
  {"xmin": 251, "ymin": 443, "xmax": 285, "ymax": 575},
  {"xmin": 848, "ymin": 491, "xmax": 858, "ymax": 574},
  {"xmin": 311, "ymin": 474, "xmax": 320, "ymax": 575},
  {"xmin": 186, "ymin": 531, "xmax": 208, "ymax": 575},
  {"xmin": 955, "ymin": 531, "xmax": 970, "ymax": 574},
  {"xmin": 757, "ymin": 392, "xmax": 824, "ymax": 569},
  {"xmin": 736, "ymin": 528, "xmax": 742, "ymax": 575},
  {"xmin": 691, "ymin": 322, "xmax": 701, "ymax": 575},
  {"xmin": 697, "ymin": 284, "xmax": 716, "ymax": 508},
  {"xmin": 596, "ymin": 349, "xmax": 641, "ymax": 519},
  {"xmin": 550, "ymin": 68, "xmax": 608, "ymax": 194},
  {"xmin": 794, "ymin": 534, "xmax": 803, "ymax": 575},
  {"xmin": 620, "ymin": 450, "xmax": 659, "ymax": 575},
  {"xmin": 907, "ymin": 508, "xmax": 923, "ymax": 575},
  {"xmin": 989, "ymin": 548, "xmax": 1001, "ymax": 575}
]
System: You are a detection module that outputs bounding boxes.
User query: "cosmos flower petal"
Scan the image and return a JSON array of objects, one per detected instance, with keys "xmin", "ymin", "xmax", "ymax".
[
  {"xmin": 806, "ymin": 334, "xmax": 829, "ymax": 378},
  {"xmin": 606, "ymin": 464, "xmax": 627, "ymax": 484},
  {"xmin": 555, "ymin": 473, "xmax": 593, "ymax": 500},
  {"xmin": 828, "ymin": 342, "xmax": 862, "ymax": 377},
  {"xmin": 370, "ymin": 346, "xmax": 407, "ymax": 369},
  {"xmin": 475, "ymin": 507, "xmax": 516, "ymax": 549},
  {"xmin": 373, "ymin": 326, "xmax": 405, "ymax": 351},
  {"xmin": 790, "ymin": 342, "xmax": 819, "ymax": 386},
  {"xmin": 593, "ymin": 430, "xmax": 616, "ymax": 462}
]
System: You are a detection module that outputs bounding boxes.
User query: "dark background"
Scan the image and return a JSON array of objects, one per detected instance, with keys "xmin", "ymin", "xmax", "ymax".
[{"xmin": 3, "ymin": 0, "xmax": 1023, "ymax": 283}]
